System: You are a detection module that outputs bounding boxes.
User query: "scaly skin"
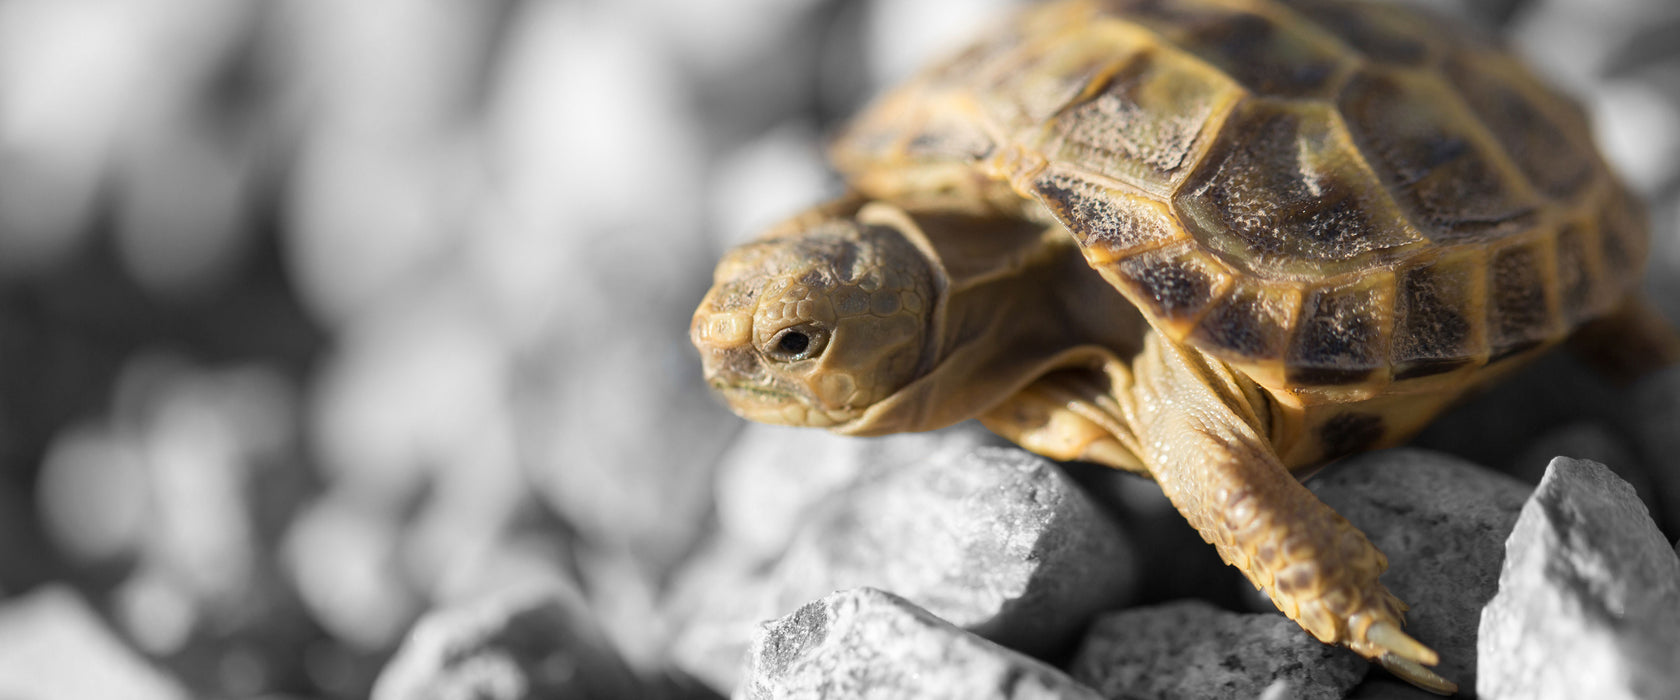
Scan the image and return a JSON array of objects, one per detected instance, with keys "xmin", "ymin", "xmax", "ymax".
[
  {"xmin": 982, "ymin": 333, "xmax": 1454, "ymax": 693},
  {"xmin": 1131, "ymin": 335, "xmax": 1397, "ymax": 638}
]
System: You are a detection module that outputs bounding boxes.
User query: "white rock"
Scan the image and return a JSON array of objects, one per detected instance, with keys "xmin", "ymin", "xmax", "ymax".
[
  {"xmin": 711, "ymin": 422, "xmax": 995, "ymax": 557},
  {"xmin": 673, "ymin": 445, "xmax": 1133, "ymax": 693},
  {"xmin": 1477, "ymin": 457, "xmax": 1680, "ymax": 699},
  {"xmin": 374, "ymin": 585, "xmax": 647, "ymax": 700},
  {"xmin": 0, "ymin": 586, "xmax": 190, "ymax": 700},
  {"xmin": 767, "ymin": 447, "xmax": 1135, "ymax": 651},
  {"xmin": 737, "ymin": 587, "xmax": 1101, "ymax": 700},
  {"xmin": 1069, "ymin": 600, "xmax": 1366, "ymax": 700}
]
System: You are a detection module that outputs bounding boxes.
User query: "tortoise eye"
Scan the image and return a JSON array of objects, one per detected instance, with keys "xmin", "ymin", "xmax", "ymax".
[{"xmin": 766, "ymin": 325, "xmax": 829, "ymax": 361}]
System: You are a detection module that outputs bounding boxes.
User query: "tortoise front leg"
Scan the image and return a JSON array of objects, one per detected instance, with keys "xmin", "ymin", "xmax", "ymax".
[
  {"xmin": 977, "ymin": 334, "xmax": 1456, "ymax": 693},
  {"xmin": 1127, "ymin": 335, "xmax": 1454, "ymax": 694}
]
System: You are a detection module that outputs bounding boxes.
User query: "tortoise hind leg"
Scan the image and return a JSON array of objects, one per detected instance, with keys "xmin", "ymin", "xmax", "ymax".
[
  {"xmin": 1127, "ymin": 335, "xmax": 1456, "ymax": 694},
  {"xmin": 1569, "ymin": 293, "xmax": 1680, "ymax": 383}
]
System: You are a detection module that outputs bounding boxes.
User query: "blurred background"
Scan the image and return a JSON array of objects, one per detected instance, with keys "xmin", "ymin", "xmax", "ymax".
[{"xmin": 0, "ymin": 0, "xmax": 1673, "ymax": 698}]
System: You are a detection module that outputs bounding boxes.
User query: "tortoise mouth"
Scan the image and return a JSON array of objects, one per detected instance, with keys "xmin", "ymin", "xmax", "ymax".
[{"xmin": 711, "ymin": 381, "xmax": 860, "ymax": 428}]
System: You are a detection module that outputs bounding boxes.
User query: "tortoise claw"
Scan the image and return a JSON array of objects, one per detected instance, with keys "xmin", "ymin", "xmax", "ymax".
[
  {"xmin": 1367, "ymin": 621, "xmax": 1438, "ymax": 667},
  {"xmin": 1379, "ymin": 653, "xmax": 1458, "ymax": 696},
  {"xmin": 1359, "ymin": 621, "xmax": 1457, "ymax": 695}
]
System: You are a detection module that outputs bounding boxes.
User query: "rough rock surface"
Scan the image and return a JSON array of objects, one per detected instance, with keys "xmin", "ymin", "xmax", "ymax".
[
  {"xmin": 737, "ymin": 587, "xmax": 1101, "ymax": 700},
  {"xmin": 1477, "ymin": 457, "xmax": 1680, "ymax": 699},
  {"xmin": 0, "ymin": 586, "xmax": 189, "ymax": 700},
  {"xmin": 1068, "ymin": 600, "xmax": 1366, "ymax": 700},
  {"xmin": 1309, "ymin": 449, "xmax": 1531, "ymax": 692},
  {"xmin": 769, "ymin": 447, "xmax": 1137, "ymax": 650},
  {"xmin": 711, "ymin": 422, "xmax": 997, "ymax": 558},
  {"xmin": 673, "ymin": 445, "xmax": 1135, "ymax": 693},
  {"xmin": 373, "ymin": 585, "xmax": 652, "ymax": 700},
  {"xmin": 671, "ymin": 424, "xmax": 994, "ymax": 688}
]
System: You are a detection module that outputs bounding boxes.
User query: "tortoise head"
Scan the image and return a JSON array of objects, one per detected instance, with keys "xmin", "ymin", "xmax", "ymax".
[{"xmin": 691, "ymin": 209, "xmax": 939, "ymax": 428}]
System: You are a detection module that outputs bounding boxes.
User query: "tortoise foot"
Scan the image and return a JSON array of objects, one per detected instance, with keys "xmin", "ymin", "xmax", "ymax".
[
  {"xmin": 1279, "ymin": 561, "xmax": 1456, "ymax": 695},
  {"xmin": 1256, "ymin": 528, "xmax": 1457, "ymax": 695}
]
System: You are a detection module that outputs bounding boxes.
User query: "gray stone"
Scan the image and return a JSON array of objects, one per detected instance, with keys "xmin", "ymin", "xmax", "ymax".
[
  {"xmin": 1477, "ymin": 457, "xmax": 1680, "ymax": 699},
  {"xmin": 1310, "ymin": 448, "xmax": 1531, "ymax": 693},
  {"xmin": 669, "ymin": 424, "xmax": 997, "ymax": 691},
  {"xmin": 768, "ymin": 446, "xmax": 1135, "ymax": 655},
  {"xmin": 671, "ymin": 445, "xmax": 1135, "ymax": 693},
  {"xmin": 712, "ymin": 422, "xmax": 997, "ymax": 558},
  {"xmin": 737, "ymin": 587, "xmax": 1101, "ymax": 700},
  {"xmin": 1068, "ymin": 600, "xmax": 1366, "ymax": 700},
  {"xmin": 373, "ymin": 585, "xmax": 650, "ymax": 700},
  {"xmin": 0, "ymin": 586, "xmax": 189, "ymax": 700}
]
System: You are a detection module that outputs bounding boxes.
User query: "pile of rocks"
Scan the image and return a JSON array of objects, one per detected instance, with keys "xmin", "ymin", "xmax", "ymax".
[
  {"xmin": 369, "ymin": 426, "xmax": 1680, "ymax": 699},
  {"xmin": 0, "ymin": 0, "xmax": 1677, "ymax": 698}
]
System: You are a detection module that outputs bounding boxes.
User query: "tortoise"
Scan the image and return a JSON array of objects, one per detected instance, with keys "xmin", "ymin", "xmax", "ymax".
[{"xmin": 690, "ymin": 0, "xmax": 1677, "ymax": 693}]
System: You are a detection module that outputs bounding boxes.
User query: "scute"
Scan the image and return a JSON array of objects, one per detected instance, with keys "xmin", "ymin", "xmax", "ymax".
[
  {"xmin": 1287, "ymin": 275, "xmax": 1392, "ymax": 385},
  {"xmin": 978, "ymin": 22, "xmax": 1147, "ymax": 131},
  {"xmin": 1443, "ymin": 50, "xmax": 1596, "ymax": 200},
  {"xmin": 1107, "ymin": 241, "xmax": 1232, "ymax": 327},
  {"xmin": 903, "ymin": 101, "xmax": 997, "ymax": 163},
  {"xmin": 1487, "ymin": 240, "xmax": 1557, "ymax": 359},
  {"xmin": 1190, "ymin": 278, "xmax": 1299, "ymax": 365},
  {"xmin": 1274, "ymin": 0, "xmax": 1440, "ymax": 66},
  {"xmin": 1034, "ymin": 165, "xmax": 1187, "ymax": 263},
  {"xmin": 1338, "ymin": 68, "xmax": 1540, "ymax": 243},
  {"xmin": 1103, "ymin": 0, "xmax": 1351, "ymax": 97},
  {"xmin": 1176, "ymin": 99, "xmax": 1422, "ymax": 275},
  {"xmin": 1552, "ymin": 222, "xmax": 1604, "ymax": 326},
  {"xmin": 1049, "ymin": 47, "xmax": 1242, "ymax": 196},
  {"xmin": 1597, "ymin": 183, "xmax": 1647, "ymax": 273},
  {"xmin": 1389, "ymin": 253, "xmax": 1482, "ymax": 379}
]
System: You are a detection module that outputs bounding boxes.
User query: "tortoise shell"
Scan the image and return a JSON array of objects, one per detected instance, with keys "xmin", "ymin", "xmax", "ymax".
[{"xmin": 831, "ymin": 0, "xmax": 1646, "ymax": 394}]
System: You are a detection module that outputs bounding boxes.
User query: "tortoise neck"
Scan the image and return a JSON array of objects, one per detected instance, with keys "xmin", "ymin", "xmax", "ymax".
[{"xmin": 839, "ymin": 214, "xmax": 1150, "ymax": 435}]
